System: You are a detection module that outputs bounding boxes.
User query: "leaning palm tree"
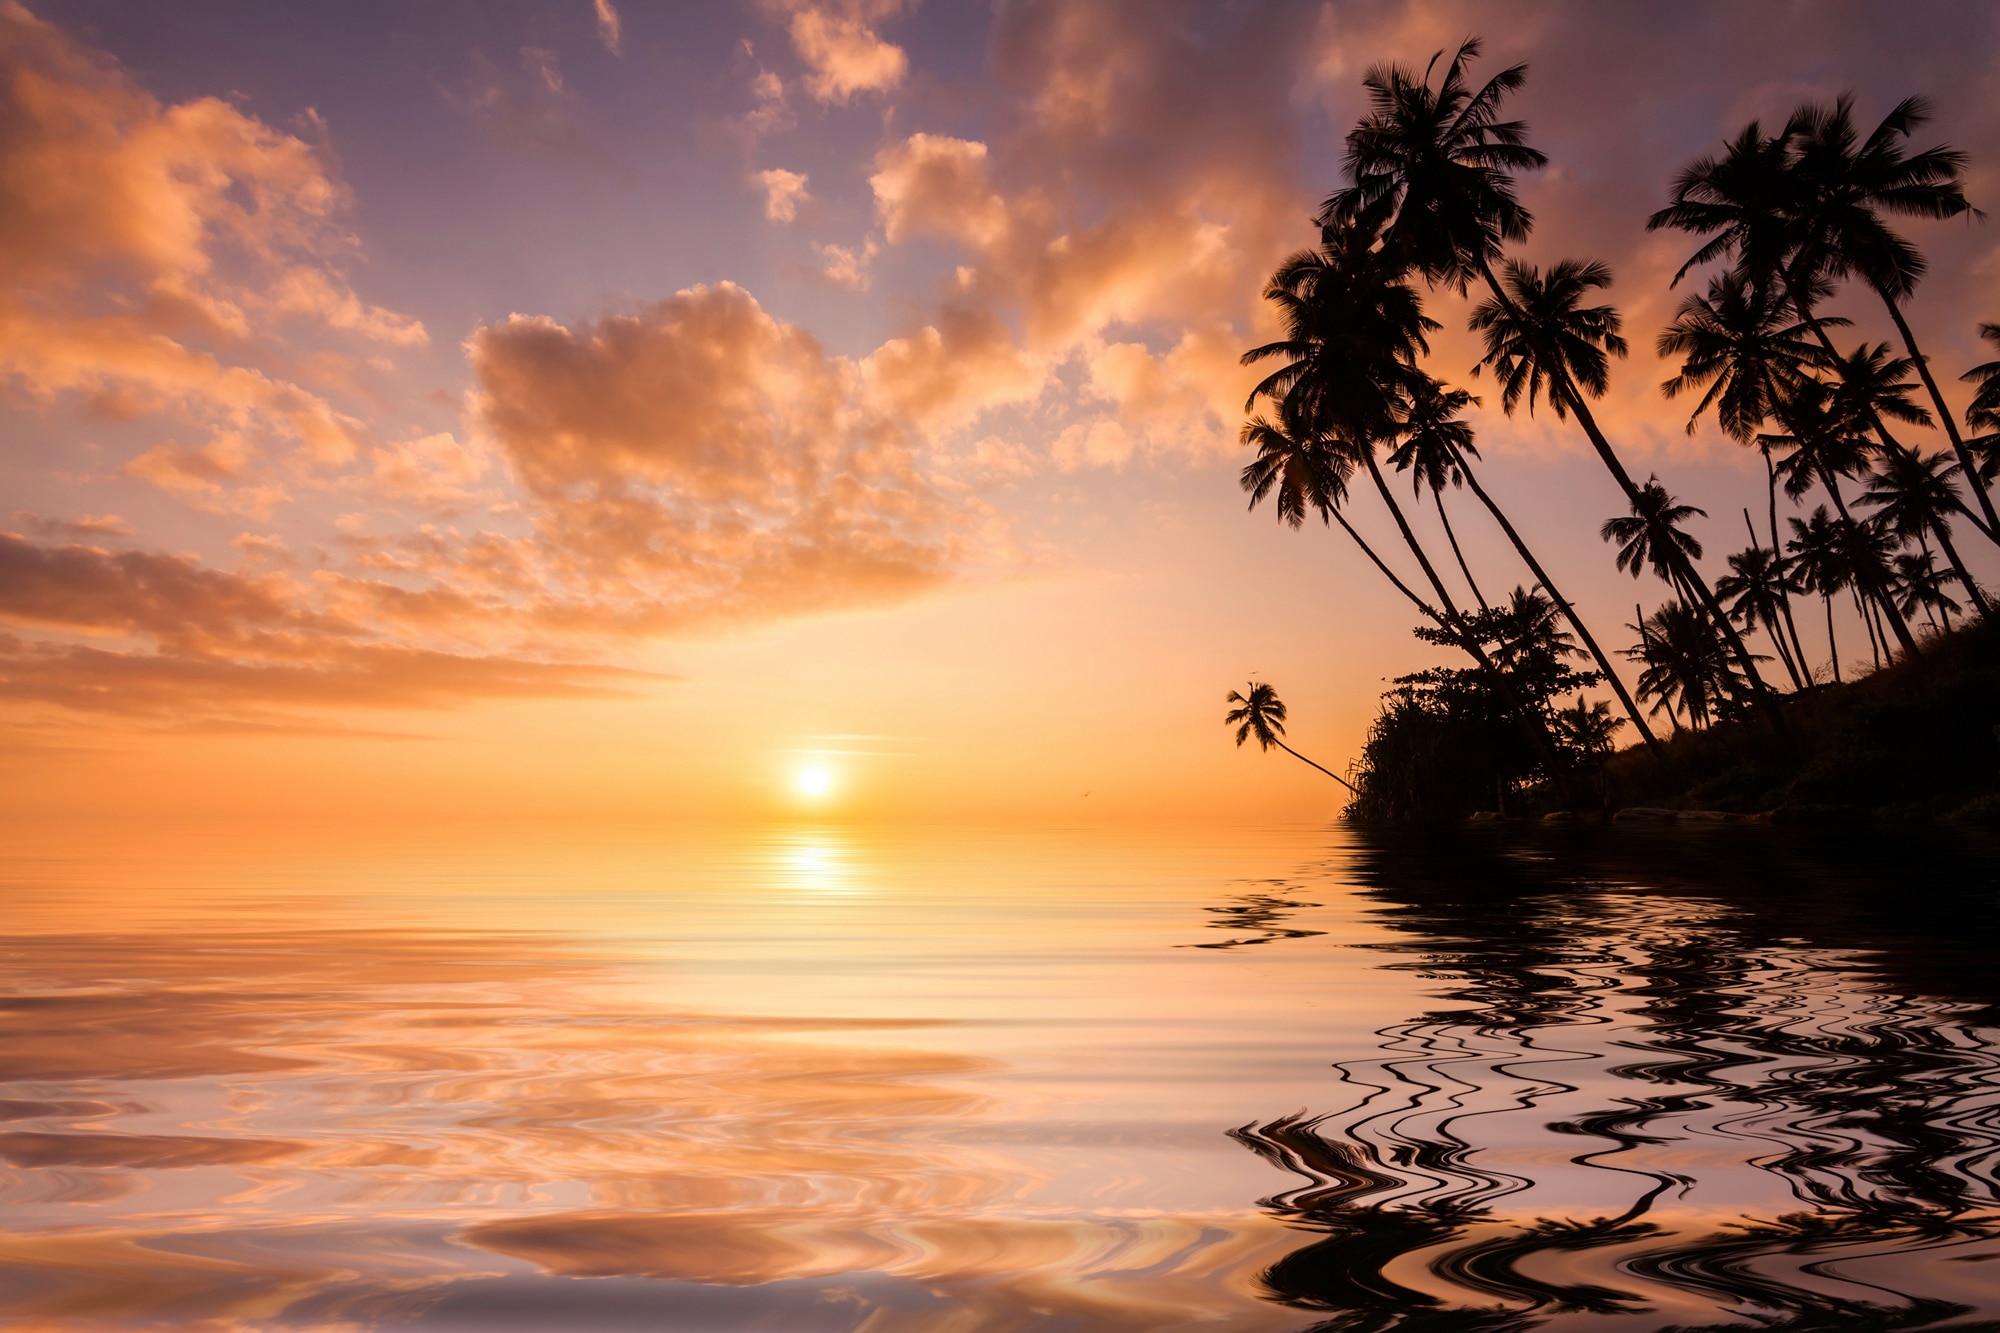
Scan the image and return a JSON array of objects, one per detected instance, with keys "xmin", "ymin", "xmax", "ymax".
[
  {"xmin": 1321, "ymin": 37, "xmax": 1545, "ymax": 296},
  {"xmin": 1787, "ymin": 506, "xmax": 1851, "ymax": 683},
  {"xmin": 1469, "ymin": 259, "xmax": 1774, "ymax": 699},
  {"xmin": 1961, "ymin": 322, "xmax": 2000, "ymax": 498},
  {"xmin": 1890, "ymin": 550, "xmax": 1962, "ymax": 632},
  {"xmin": 1390, "ymin": 374, "xmax": 1662, "ymax": 752},
  {"xmin": 1386, "ymin": 377, "xmax": 1488, "ymax": 608},
  {"xmin": 1601, "ymin": 478, "xmax": 1709, "ymax": 606},
  {"xmin": 1625, "ymin": 602, "xmax": 1744, "ymax": 731},
  {"xmin": 1716, "ymin": 544, "xmax": 1807, "ymax": 689},
  {"xmin": 1657, "ymin": 269, "xmax": 1825, "ymax": 443},
  {"xmin": 1225, "ymin": 682, "xmax": 1357, "ymax": 792},
  {"xmin": 1859, "ymin": 444, "xmax": 1991, "ymax": 619},
  {"xmin": 1781, "ymin": 95, "xmax": 1998, "ymax": 541}
]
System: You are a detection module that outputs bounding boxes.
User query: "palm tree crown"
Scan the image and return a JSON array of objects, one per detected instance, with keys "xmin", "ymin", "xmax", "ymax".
[
  {"xmin": 1322, "ymin": 37, "xmax": 1547, "ymax": 291},
  {"xmin": 1225, "ymin": 682, "xmax": 1289, "ymax": 751},
  {"xmin": 1469, "ymin": 258, "xmax": 1627, "ymax": 418},
  {"xmin": 1601, "ymin": 478, "xmax": 1706, "ymax": 585},
  {"xmin": 1657, "ymin": 270, "xmax": 1826, "ymax": 442}
]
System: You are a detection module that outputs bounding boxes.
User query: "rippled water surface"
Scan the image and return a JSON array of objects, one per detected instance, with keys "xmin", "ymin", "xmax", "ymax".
[{"xmin": 3, "ymin": 823, "xmax": 1999, "ymax": 1332}]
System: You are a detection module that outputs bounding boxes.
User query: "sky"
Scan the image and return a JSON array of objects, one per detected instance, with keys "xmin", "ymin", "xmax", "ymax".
[{"xmin": 2, "ymin": 0, "xmax": 1998, "ymax": 831}]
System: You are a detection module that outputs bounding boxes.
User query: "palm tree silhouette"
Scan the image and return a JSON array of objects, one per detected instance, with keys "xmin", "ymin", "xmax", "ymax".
[
  {"xmin": 1626, "ymin": 603, "xmax": 1745, "ymax": 731},
  {"xmin": 1225, "ymin": 682, "xmax": 1357, "ymax": 792},
  {"xmin": 1389, "ymin": 373, "xmax": 1663, "ymax": 753},
  {"xmin": 1961, "ymin": 322, "xmax": 2000, "ymax": 495},
  {"xmin": 1717, "ymin": 543, "xmax": 1808, "ymax": 689},
  {"xmin": 1321, "ymin": 38, "xmax": 1545, "ymax": 298},
  {"xmin": 1860, "ymin": 444, "xmax": 1991, "ymax": 619},
  {"xmin": 1782, "ymin": 95, "xmax": 1996, "ymax": 541},
  {"xmin": 1601, "ymin": 478, "xmax": 1708, "ymax": 604},
  {"xmin": 1470, "ymin": 260, "xmax": 1775, "ymax": 699},
  {"xmin": 1386, "ymin": 377, "xmax": 1488, "ymax": 609},
  {"xmin": 1787, "ymin": 506, "xmax": 1851, "ymax": 682},
  {"xmin": 1891, "ymin": 550, "xmax": 1962, "ymax": 632}
]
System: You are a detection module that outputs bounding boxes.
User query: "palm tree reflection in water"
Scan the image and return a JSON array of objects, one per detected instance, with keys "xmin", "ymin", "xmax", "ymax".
[{"xmin": 1230, "ymin": 834, "xmax": 2000, "ymax": 1332}]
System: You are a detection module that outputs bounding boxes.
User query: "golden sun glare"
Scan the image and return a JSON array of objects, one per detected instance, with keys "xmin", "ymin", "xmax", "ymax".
[{"xmin": 794, "ymin": 763, "xmax": 836, "ymax": 801}]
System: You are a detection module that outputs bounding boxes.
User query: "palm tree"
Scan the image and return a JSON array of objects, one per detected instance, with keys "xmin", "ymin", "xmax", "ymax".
[
  {"xmin": 1240, "ymin": 410, "xmax": 1441, "ymax": 622},
  {"xmin": 1601, "ymin": 478, "xmax": 1708, "ymax": 603},
  {"xmin": 1859, "ymin": 444, "xmax": 1991, "ymax": 619},
  {"xmin": 1386, "ymin": 378, "xmax": 1488, "ymax": 608},
  {"xmin": 1225, "ymin": 682, "xmax": 1357, "ymax": 792},
  {"xmin": 1716, "ymin": 544, "xmax": 1806, "ymax": 689},
  {"xmin": 1625, "ymin": 602, "xmax": 1745, "ymax": 731},
  {"xmin": 1650, "ymin": 99, "xmax": 2000, "ymax": 545},
  {"xmin": 1781, "ymin": 95, "xmax": 1997, "ymax": 541},
  {"xmin": 1552, "ymin": 697, "xmax": 1623, "ymax": 758},
  {"xmin": 1470, "ymin": 259, "xmax": 1775, "ymax": 699},
  {"xmin": 1320, "ymin": 37, "xmax": 1545, "ymax": 297},
  {"xmin": 1787, "ymin": 506, "xmax": 1850, "ymax": 683},
  {"xmin": 1890, "ymin": 550, "xmax": 1962, "ymax": 632},
  {"xmin": 1961, "ymin": 322, "xmax": 2000, "ymax": 500},
  {"xmin": 1389, "ymin": 375, "xmax": 1663, "ymax": 752}
]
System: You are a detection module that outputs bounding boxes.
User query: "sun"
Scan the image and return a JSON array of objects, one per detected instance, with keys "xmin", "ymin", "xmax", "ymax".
[{"xmin": 794, "ymin": 763, "xmax": 836, "ymax": 801}]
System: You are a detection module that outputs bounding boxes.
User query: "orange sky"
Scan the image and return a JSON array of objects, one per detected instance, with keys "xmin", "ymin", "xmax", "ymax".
[{"xmin": 3, "ymin": 1, "xmax": 1998, "ymax": 831}]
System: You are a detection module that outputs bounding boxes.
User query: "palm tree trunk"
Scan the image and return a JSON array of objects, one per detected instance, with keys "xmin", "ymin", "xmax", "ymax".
[
  {"xmin": 1275, "ymin": 738, "xmax": 1358, "ymax": 793},
  {"xmin": 1447, "ymin": 442, "xmax": 1664, "ymax": 755},
  {"xmin": 1875, "ymin": 286, "xmax": 2000, "ymax": 546},
  {"xmin": 1561, "ymin": 388, "xmax": 1776, "ymax": 700},
  {"xmin": 1741, "ymin": 509, "xmax": 1805, "ymax": 690},
  {"xmin": 1362, "ymin": 450, "xmax": 1569, "ymax": 778},
  {"xmin": 1758, "ymin": 459, "xmax": 1814, "ymax": 679},
  {"xmin": 1823, "ymin": 593, "xmax": 1841, "ymax": 684},
  {"xmin": 1814, "ymin": 463, "xmax": 1921, "ymax": 656},
  {"xmin": 1327, "ymin": 507, "xmax": 1443, "ymax": 625},
  {"xmin": 1930, "ymin": 520, "xmax": 1992, "ymax": 620},
  {"xmin": 1433, "ymin": 488, "xmax": 1489, "ymax": 610},
  {"xmin": 1854, "ymin": 585, "xmax": 1882, "ymax": 669}
]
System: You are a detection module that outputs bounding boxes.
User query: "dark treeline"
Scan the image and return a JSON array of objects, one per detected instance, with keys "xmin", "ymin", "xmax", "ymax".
[{"xmin": 1225, "ymin": 40, "xmax": 1998, "ymax": 824}]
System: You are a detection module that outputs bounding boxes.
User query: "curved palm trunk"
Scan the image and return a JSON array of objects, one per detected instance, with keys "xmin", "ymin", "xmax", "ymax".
[
  {"xmin": 1930, "ymin": 520, "xmax": 1992, "ymax": 621},
  {"xmin": 1327, "ymin": 507, "xmax": 1443, "ymax": 625},
  {"xmin": 1274, "ymin": 737, "xmax": 1358, "ymax": 793},
  {"xmin": 1875, "ymin": 288, "xmax": 2000, "ymax": 546},
  {"xmin": 1560, "ymin": 388, "xmax": 1777, "ymax": 700},
  {"xmin": 1361, "ymin": 450, "xmax": 1569, "ymax": 780},
  {"xmin": 1433, "ymin": 488, "xmax": 1489, "ymax": 610},
  {"xmin": 1449, "ymin": 441, "xmax": 1664, "ymax": 756},
  {"xmin": 1822, "ymin": 593, "xmax": 1842, "ymax": 684},
  {"xmin": 1741, "ymin": 510, "xmax": 1806, "ymax": 690},
  {"xmin": 1812, "ymin": 462, "xmax": 1921, "ymax": 657}
]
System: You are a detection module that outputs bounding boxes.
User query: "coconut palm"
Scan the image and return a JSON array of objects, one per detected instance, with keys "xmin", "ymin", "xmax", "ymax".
[
  {"xmin": 1225, "ymin": 682, "xmax": 1357, "ymax": 792},
  {"xmin": 1657, "ymin": 269, "xmax": 1826, "ymax": 443},
  {"xmin": 1470, "ymin": 259, "xmax": 1774, "ymax": 698},
  {"xmin": 1859, "ymin": 444, "xmax": 1991, "ymax": 618},
  {"xmin": 1781, "ymin": 95, "xmax": 1998, "ymax": 541},
  {"xmin": 1961, "ymin": 322, "xmax": 2000, "ymax": 499},
  {"xmin": 1240, "ymin": 411, "xmax": 1441, "ymax": 622},
  {"xmin": 1716, "ymin": 544, "xmax": 1807, "ymax": 689},
  {"xmin": 1601, "ymin": 478, "xmax": 1708, "ymax": 601},
  {"xmin": 1787, "ymin": 506, "xmax": 1851, "ymax": 682},
  {"xmin": 1390, "ymin": 374, "xmax": 1663, "ymax": 752},
  {"xmin": 1386, "ymin": 378, "xmax": 1488, "ymax": 608},
  {"xmin": 1320, "ymin": 37, "xmax": 1545, "ymax": 295},
  {"xmin": 1552, "ymin": 697, "xmax": 1623, "ymax": 758},
  {"xmin": 1625, "ymin": 602, "xmax": 1745, "ymax": 731},
  {"xmin": 1890, "ymin": 550, "xmax": 1962, "ymax": 631}
]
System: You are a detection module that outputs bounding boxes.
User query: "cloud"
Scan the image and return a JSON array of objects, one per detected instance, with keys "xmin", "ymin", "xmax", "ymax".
[
  {"xmin": 870, "ymin": 134, "xmax": 1012, "ymax": 252},
  {"xmin": 593, "ymin": 0, "xmax": 623, "ymax": 55},
  {"xmin": 773, "ymin": 0, "xmax": 909, "ymax": 104},
  {"xmin": 10, "ymin": 511, "xmax": 133, "ymax": 540},
  {"xmin": 814, "ymin": 237, "xmax": 877, "ymax": 289},
  {"xmin": 752, "ymin": 167, "xmax": 811, "ymax": 222},
  {"xmin": 466, "ymin": 282, "xmax": 978, "ymax": 628},
  {"xmin": 453, "ymin": 45, "xmax": 585, "ymax": 154}
]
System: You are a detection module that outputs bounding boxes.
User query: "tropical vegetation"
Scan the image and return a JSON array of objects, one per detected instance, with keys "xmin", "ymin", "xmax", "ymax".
[{"xmin": 1225, "ymin": 39, "xmax": 1995, "ymax": 824}]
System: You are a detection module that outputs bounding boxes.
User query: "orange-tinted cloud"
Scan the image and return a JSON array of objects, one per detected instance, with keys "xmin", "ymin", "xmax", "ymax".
[{"xmin": 772, "ymin": 0, "xmax": 910, "ymax": 105}]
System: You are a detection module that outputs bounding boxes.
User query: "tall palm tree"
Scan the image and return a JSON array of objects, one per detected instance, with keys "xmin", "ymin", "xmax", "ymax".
[
  {"xmin": 1649, "ymin": 100, "xmax": 2000, "ymax": 544},
  {"xmin": 1625, "ymin": 602, "xmax": 1744, "ymax": 731},
  {"xmin": 1240, "ymin": 411, "xmax": 1441, "ymax": 622},
  {"xmin": 1470, "ymin": 259, "xmax": 1774, "ymax": 698},
  {"xmin": 1890, "ymin": 550, "xmax": 1961, "ymax": 632},
  {"xmin": 1961, "ymin": 322, "xmax": 2000, "ymax": 500},
  {"xmin": 1716, "ymin": 544, "xmax": 1807, "ymax": 689},
  {"xmin": 1601, "ymin": 478, "xmax": 1708, "ymax": 603},
  {"xmin": 1782, "ymin": 95, "xmax": 1997, "ymax": 541},
  {"xmin": 1386, "ymin": 378, "xmax": 1488, "ymax": 608},
  {"xmin": 1787, "ymin": 506, "xmax": 1850, "ymax": 683},
  {"xmin": 1859, "ymin": 444, "xmax": 1991, "ymax": 619},
  {"xmin": 1321, "ymin": 37, "xmax": 1545, "ymax": 297},
  {"xmin": 1225, "ymin": 682, "xmax": 1357, "ymax": 792},
  {"xmin": 1391, "ymin": 374, "xmax": 1663, "ymax": 752}
]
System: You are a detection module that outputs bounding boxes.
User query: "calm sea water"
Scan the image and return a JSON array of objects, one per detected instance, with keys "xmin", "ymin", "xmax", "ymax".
[{"xmin": 2, "ymin": 823, "xmax": 1997, "ymax": 1332}]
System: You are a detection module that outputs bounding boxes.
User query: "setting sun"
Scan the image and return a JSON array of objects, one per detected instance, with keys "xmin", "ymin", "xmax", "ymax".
[{"xmin": 794, "ymin": 764, "xmax": 836, "ymax": 801}]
